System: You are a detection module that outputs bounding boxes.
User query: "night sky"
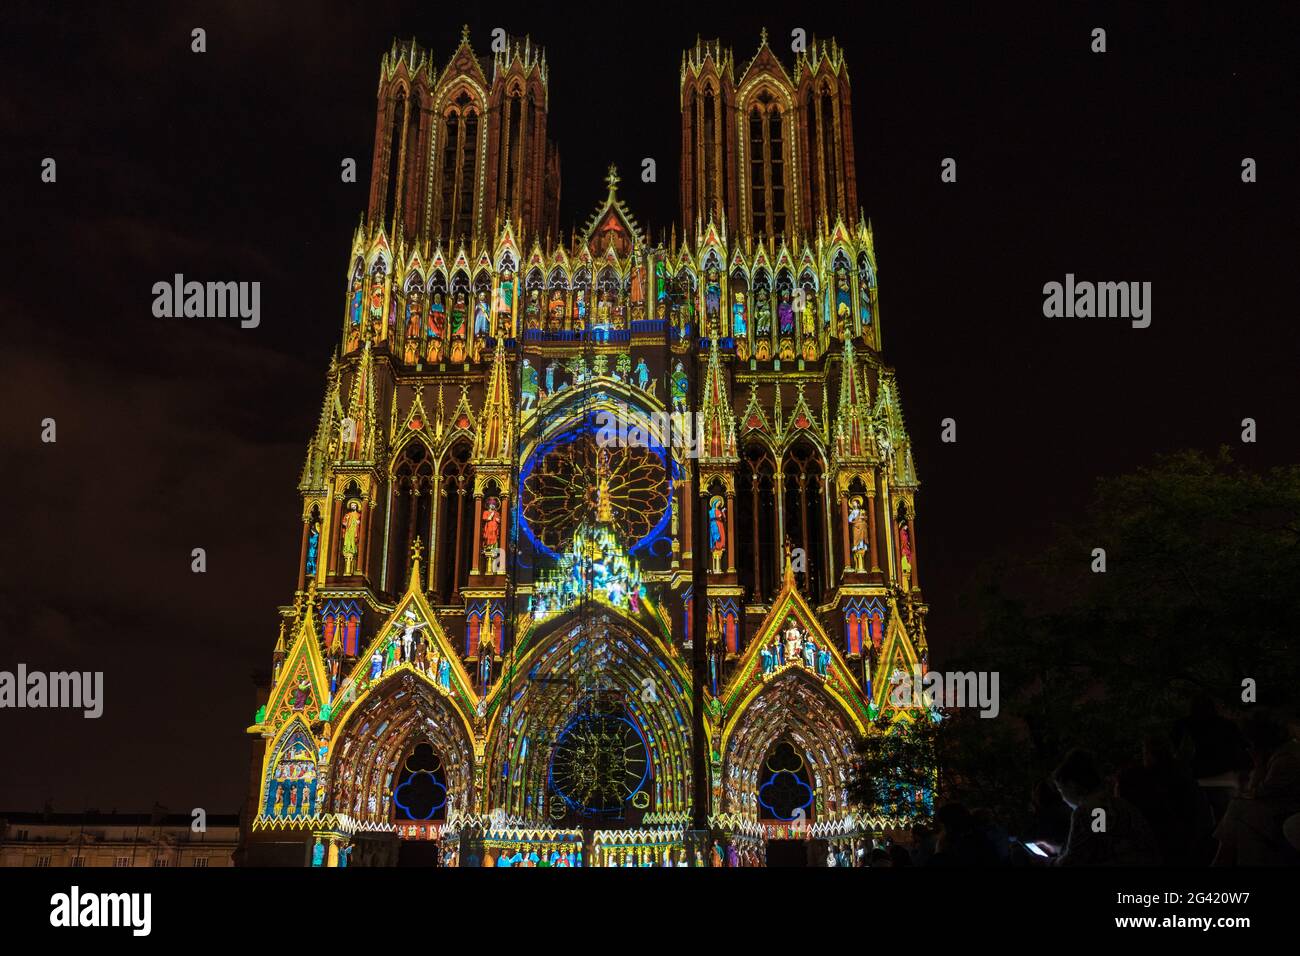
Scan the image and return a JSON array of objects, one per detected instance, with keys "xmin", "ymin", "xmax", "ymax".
[{"xmin": 1, "ymin": 1, "xmax": 1295, "ymax": 814}]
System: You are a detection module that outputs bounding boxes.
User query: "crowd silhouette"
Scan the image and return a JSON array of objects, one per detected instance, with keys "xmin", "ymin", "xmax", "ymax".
[{"xmin": 852, "ymin": 698, "xmax": 1300, "ymax": 867}]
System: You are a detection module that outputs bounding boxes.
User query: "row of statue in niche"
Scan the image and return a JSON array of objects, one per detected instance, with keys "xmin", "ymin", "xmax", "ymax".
[
  {"xmin": 516, "ymin": 354, "xmax": 687, "ymax": 411},
  {"xmin": 306, "ymin": 488, "xmax": 915, "ymax": 603},
  {"xmin": 345, "ymin": 263, "xmax": 873, "ymax": 363},
  {"xmin": 306, "ymin": 488, "xmax": 915, "ymax": 608}
]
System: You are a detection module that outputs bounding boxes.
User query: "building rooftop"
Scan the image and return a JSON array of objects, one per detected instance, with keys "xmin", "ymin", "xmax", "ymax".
[{"xmin": 0, "ymin": 810, "xmax": 240, "ymax": 829}]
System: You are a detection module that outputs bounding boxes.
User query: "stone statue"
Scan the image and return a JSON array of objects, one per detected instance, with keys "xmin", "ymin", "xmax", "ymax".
[
  {"xmin": 520, "ymin": 359, "xmax": 539, "ymax": 410},
  {"xmin": 340, "ymin": 500, "xmax": 362, "ymax": 575},
  {"xmin": 849, "ymin": 495, "xmax": 869, "ymax": 571},
  {"xmin": 708, "ymin": 495, "xmax": 726, "ymax": 573},
  {"xmin": 783, "ymin": 616, "xmax": 803, "ymax": 662}
]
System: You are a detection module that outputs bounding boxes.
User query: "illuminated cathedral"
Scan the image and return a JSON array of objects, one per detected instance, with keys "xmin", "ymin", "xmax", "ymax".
[{"xmin": 240, "ymin": 26, "xmax": 933, "ymax": 867}]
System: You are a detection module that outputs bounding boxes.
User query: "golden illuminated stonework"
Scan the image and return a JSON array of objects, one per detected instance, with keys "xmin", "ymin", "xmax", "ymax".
[{"xmin": 242, "ymin": 26, "xmax": 934, "ymax": 869}]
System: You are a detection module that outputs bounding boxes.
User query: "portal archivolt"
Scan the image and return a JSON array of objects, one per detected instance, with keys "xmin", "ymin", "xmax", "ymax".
[{"xmin": 327, "ymin": 672, "xmax": 476, "ymax": 825}]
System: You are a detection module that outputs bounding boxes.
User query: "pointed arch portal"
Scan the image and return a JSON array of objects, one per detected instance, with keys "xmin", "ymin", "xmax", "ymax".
[
  {"xmin": 482, "ymin": 609, "xmax": 695, "ymax": 825},
  {"xmin": 327, "ymin": 671, "xmax": 476, "ymax": 826},
  {"xmin": 722, "ymin": 668, "xmax": 859, "ymax": 821}
]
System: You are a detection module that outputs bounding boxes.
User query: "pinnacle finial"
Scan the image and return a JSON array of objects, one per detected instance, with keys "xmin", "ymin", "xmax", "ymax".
[
  {"xmin": 783, "ymin": 534, "xmax": 796, "ymax": 586},
  {"xmin": 407, "ymin": 536, "xmax": 424, "ymax": 590},
  {"xmin": 605, "ymin": 164, "xmax": 620, "ymax": 195},
  {"xmin": 460, "ymin": 23, "xmax": 471, "ymax": 44}
]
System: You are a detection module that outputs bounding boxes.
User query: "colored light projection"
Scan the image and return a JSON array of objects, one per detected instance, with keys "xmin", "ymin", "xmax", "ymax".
[
  {"xmin": 548, "ymin": 713, "xmax": 651, "ymax": 816},
  {"xmin": 530, "ymin": 520, "xmax": 648, "ymax": 620},
  {"xmin": 245, "ymin": 28, "xmax": 941, "ymax": 868},
  {"xmin": 757, "ymin": 740, "xmax": 814, "ymax": 822},
  {"xmin": 486, "ymin": 619, "xmax": 692, "ymax": 821},
  {"xmin": 264, "ymin": 728, "xmax": 319, "ymax": 819},
  {"xmin": 393, "ymin": 742, "xmax": 450, "ymax": 821},
  {"xmin": 522, "ymin": 407, "xmax": 674, "ymax": 621},
  {"xmin": 520, "ymin": 415, "xmax": 672, "ymax": 559}
]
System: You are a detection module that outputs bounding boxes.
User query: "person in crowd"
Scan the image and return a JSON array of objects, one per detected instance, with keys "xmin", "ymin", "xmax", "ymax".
[
  {"xmin": 1284, "ymin": 813, "xmax": 1300, "ymax": 853},
  {"xmin": 1212, "ymin": 712, "xmax": 1300, "ymax": 866},
  {"xmin": 1172, "ymin": 693, "xmax": 1250, "ymax": 823},
  {"xmin": 1028, "ymin": 778, "xmax": 1073, "ymax": 852},
  {"xmin": 1116, "ymin": 734, "xmax": 1216, "ymax": 865},
  {"xmin": 1052, "ymin": 748, "xmax": 1159, "ymax": 866},
  {"xmin": 1173, "ymin": 694, "xmax": 1250, "ymax": 779},
  {"xmin": 925, "ymin": 803, "xmax": 1002, "ymax": 866},
  {"xmin": 909, "ymin": 822, "xmax": 937, "ymax": 866},
  {"xmin": 888, "ymin": 844, "xmax": 913, "ymax": 867},
  {"xmin": 971, "ymin": 807, "xmax": 1012, "ymax": 864}
]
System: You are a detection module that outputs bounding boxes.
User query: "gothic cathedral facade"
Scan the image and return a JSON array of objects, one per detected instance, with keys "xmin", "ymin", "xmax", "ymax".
[{"xmin": 241, "ymin": 27, "xmax": 932, "ymax": 867}]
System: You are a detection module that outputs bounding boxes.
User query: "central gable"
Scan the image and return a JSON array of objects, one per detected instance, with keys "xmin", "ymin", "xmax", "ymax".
[
  {"xmin": 335, "ymin": 556, "xmax": 479, "ymax": 727},
  {"xmin": 719, "ymin": 566, "xmax": 871, "ymax": 737}
]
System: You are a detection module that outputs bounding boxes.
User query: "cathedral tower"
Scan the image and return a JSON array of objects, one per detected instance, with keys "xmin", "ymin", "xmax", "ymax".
[
  {"xmin": 367, "ymin": 28, "xmax": 560, "ymax": 247},
  {"xmin": 681, "ymin": 32, "xmax": 860, "ymax": 242}
]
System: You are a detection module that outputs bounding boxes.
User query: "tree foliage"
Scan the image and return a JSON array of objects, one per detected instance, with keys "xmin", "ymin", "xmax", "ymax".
[{"xmin": 864, "ymin": 449, "xmax": 1300, "ymax": 829}]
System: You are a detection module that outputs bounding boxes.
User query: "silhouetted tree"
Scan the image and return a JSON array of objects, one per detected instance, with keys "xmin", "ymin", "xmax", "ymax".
[{"xmin": 859, "ymin": 449, "xmax": 1300, "ymax": 831}]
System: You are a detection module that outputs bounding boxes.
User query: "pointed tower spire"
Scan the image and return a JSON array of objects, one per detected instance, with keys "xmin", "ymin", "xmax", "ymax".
[
  {"xmin": 833, "ymin": 334, "xmax": 872, "ymax": 459},
  {"xmin": 698, "ymin": 335, "xmax": 736, "ymax": 463},
  {"xmin": 473, "ymin": 338, "xmax": 513, "ymax": 464},
  {"xmin": 300, "ymin": 356, "xmax": 340, "ymax": 490},
  {"xmin": 344, "ymin": 341, "xmax": 378, "ymax": 462}
]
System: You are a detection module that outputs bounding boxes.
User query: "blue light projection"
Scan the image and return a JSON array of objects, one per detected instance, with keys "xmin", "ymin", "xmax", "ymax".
[{"xmin": 518, "ymin": 408, "xmax": 677, "ymax": 561}]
